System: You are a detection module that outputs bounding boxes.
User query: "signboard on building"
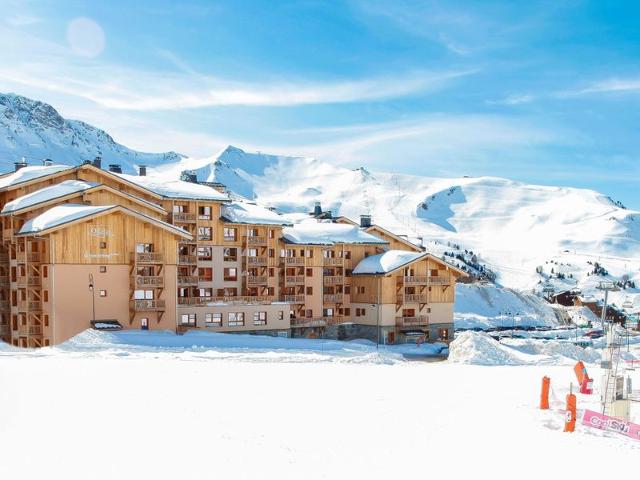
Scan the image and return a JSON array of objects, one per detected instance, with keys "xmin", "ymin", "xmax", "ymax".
[{"xmin": 582, "ymin": 409, "xmax": 640, "ymax": 440}]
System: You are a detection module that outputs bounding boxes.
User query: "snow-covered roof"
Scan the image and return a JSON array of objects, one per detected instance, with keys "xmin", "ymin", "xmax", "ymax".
[
  {"xmin": 352, "ymin": 250, "xmax": 426, "ymax": 275},
  {"xmin": 221, "ymin": 201, "xmax": 292, "ymax": 225},
  {"xmin": 18, "ymin": 203, "xmax": 190, "ymax": 238},
  {"xmin": 2, "ymin": 180, "xmax": 97, "ymax": 214},
  {"xmin": 116, "ymin": 173, "xmax": 229, "ymax": 201},
  {"xmin": 282, "ymin": 222, "xmax": 388, "ymax": 245},
  {"xmin": 0, "ymin": 164, "xmax": 74, "ymax": 190},
  {"xmin": 19, "ymin": 204, "xmax": 114, "ymax": 234}
]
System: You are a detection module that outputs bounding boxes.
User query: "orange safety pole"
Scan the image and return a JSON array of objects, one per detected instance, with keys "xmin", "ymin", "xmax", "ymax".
[
  {"xmin": 564, "ymin": 386, "xmax": 577, "ymax": 432},
  {"xmin": 540, "ymin": 376, "xmax": 550, "ymax": 410}
]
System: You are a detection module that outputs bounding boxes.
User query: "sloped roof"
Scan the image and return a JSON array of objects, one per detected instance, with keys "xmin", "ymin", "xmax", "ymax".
[
  {"xmin": 1, "ymin": 180, "xmax": 97, "ymax": 214},
  {"xmin": 221, "ymin": 201, "xmax": 292, "ymax": 226},
  {"xmin": 116, "ymin": 173, "xmax": 229, "ymax": 202},
  {"xmin": 0, "ymin": 164, "xmax": 74, "ymax": 190},
  {"xmin": 352, "ymin": 250, "xmax": 468, "ymax": 276},
  {"xmin": 282, "ymin": 221, "xmax": 387, "ymax": 245}
]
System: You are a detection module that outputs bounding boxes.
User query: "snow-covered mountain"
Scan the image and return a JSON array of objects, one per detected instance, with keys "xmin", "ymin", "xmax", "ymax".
[{"xmin": 0, "ymin": 93, "xmax": 183, "ymax": 171}]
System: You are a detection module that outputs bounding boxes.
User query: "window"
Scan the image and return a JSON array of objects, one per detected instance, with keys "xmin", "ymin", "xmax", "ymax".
[
  {"xmin": 306, "ymin": 268, "xmax": 313, "ymax": 277},
  {"xmin": 344, "ymin": 251, "xmax": 351, "ymax": 259},
  {"xmin": 356, "ymin": 286, "xmax": 365, "ymax": 294},
  {"xmin": 253, "ymin": 311, "xmax": 267, "ymax": 326},
  {"xmin": 344, "ymin": 308, "xmax": 350, "ymax": 316},
  {"xmin": 306, "ymin": 286, "xmax": 313, "ymax": 295},
  {"xmin": 268, "ymin": 248, "xmax": 275, "ymax": 258},
  {"xmin": 99, "ymin": 241, "xmax": 107, "ymax": 249},
  {"xmin": 136, "ymin": 243, "xmax": 153, "ymax": 253},
  {"xmin": 99, "ymin": 266, "xmax": 107, "ymax": 273},
  {"xmin": 198, "ymin": 267, "xmax": 213, "ymax": 282},
  {"xmin": 199, "ymin": 205, "xmax": 211, "ymax": 220},
  {"xmin": 205, "ymin": 313, "xmax": 222, "ymax": 327},
  {"xmin": 43, "ymin": 266, "xmax": 49, "ymax": 277},
  {"xmin": 223, "ymin": 248, "xmax": 237, "ymax": 262},
  {"xmin": 269, "ymin": 268, "xmax": 274, "ymax": 277},
  {"xmin": 278, "ymin": 311, "xmax": 284, "ymax": 320},
  {"xmin": 197, "ymin": 246, "xmax": 212, "ymax": 260},
  {"xmin": 224, "ymin": 227, "xmax": 237, "ymax": 241},
  {"xmin": 224, "ymin": 268, "xmax": 237, "ymax": 281},
  {"xmin": 323, "ymin": 308, "xmax": 334, "ymax": 317},
  {"xmin": 305, "ymin": 309, "xmax": 313, "ymax": 318},
  {"xmin": 44, "ymin": 314, "xmax": 49, "ymax": 327},
  {"xmin": 306, "ymin": 249, "xmax": 313, "ymax": 258},
  {"xmin": 344, "ymin": 286, "xmax": 351, "ymax": 295},
  {"xmin": 247, "ymin": 248, "xmax": 258, "ymax": 257},
  {"xmin": 134, "ymin": 290, "xmax": 154, "ymax": 300},
  {"xmin": 173, "ymin": 204, "xmax": 186, "ymax": 213},
  {"xmin": 228, "ymin": 312, "xmax": 244, "ymax": 327},
  {"xmin": 99, "ymin": 290, "xmax": 107, "ymax": 297},
  {"xmin": 180, "ymin": 313, "xmax": 196, "ymax": 326},
  {"xmin": 247, "ymin": 228, "xmax": 259, "ymax": 237},
  {"xmin": 198, "ymin": 226, "xmax": 212, "ymax": 241},
  {"xmin": 43, "ymin": 290, "xmax": 49, "ymax": 302}
]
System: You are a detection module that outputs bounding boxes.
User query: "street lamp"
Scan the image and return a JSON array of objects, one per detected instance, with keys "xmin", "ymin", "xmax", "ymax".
[{"xmin": 88, "ymin": 273, "xmax": 96, "ymax": 325}]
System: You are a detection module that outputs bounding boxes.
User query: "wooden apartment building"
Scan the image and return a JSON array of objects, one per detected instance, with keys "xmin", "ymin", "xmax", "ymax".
[{"xmin": 0, "ymin": 160, "xmax": 465, "ymax": 347}]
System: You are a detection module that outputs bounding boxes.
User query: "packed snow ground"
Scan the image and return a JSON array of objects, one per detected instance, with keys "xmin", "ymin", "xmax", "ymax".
[{"xmin": 0, "ymin": 330, "xmax": 639, "ymax": 480}]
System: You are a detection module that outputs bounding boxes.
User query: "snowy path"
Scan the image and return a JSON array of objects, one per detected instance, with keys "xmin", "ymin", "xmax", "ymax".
[{"xmin": 0, "ymin": 348, "xmax": 638, "ymax": 479}]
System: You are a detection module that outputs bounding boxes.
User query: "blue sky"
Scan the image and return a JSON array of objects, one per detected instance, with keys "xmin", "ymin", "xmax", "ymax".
[{"xmin": 1, "ymin": 0, "xmax": 640, "ymax": 208}]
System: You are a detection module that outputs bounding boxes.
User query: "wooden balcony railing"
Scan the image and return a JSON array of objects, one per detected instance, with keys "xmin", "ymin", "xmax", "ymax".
[
  {"xmin": 404, "ymin": 276, "xmax": 429, "ymax": 284},
  {"xmin": 285, "ymin": 275, "xmax": 304, "ymax": 285},
  {"xmin": 428, "ymin": 276, "xmax": 450, "ymax": 285},
  {"xmin": 323, "ymin": 257, "xmax": 343, "ymax": 266},
  {"xmin": 131, "ymin": 299, "xmax": 166, "ymax": 311},
  {"xmin": 395, "ymin": 315, "xmax": 429, "ymax": 327},
  {"xmin": 244, "ymin": 236, "xmax": 267, "ymax": 246},
  {"xmin": 171, "ymin": 212, "xmax": 196, "ymax": 223},
  {"xmin": 17, "ymin": 252, "xmax": 41, "ymax": 263},
  {"xmin": 397, "ymin": 294, "xmax": 428, "ymax": 304},
  {"xmin": 18, "ymin": 324, "xmax": 42, "ymax": 336},
  {"xmin": 323, "ymin": 294, "xmax": 344, "ymax": 303},
  {"xmin": 178, "ymin": 275, "xmax": 199, "ymax": 286},
  {"xmin": 18, "ymin": 300, "xmax": 41, "ymax": 312},
  {"xmin": 282, "ymin": 257, "xmax": 305, "ymax": 266},
  {"xmin": 281, "ymin": 294, "xmax": 305, "ymax": 304},
  {"xmin": 0, "ymin": 252, "xmax": 8, "ymax": 262},
  {"xmin": 323, "ymin": 276, "xmax": 343, "ymax": 285},
  {"xmin": 178, "ymin": 254, "xmax": 197, "ymax": 265},
  {"xmin": 17, "ymin": 276, "xmax": 41, "ymax": 287},
  {"xmin": 0, "ymin": 276, "xmax": 9, "ymax": 287},
  {"xmin": 2, "ymin": 228, "xmax": 13, "ymax": 241},
  {"xmin": 290, "ymin": 317, "xmax": 327, "ymax": 328},
  {"xmin": 133, "ymin": 276, "xmax": 164, "ymax": 287},
  {"xmin": 0, "ymin": 300, "xmax": 9, "ymax": 310},
  {"xmin": 245, "ymin": 257, "xmax": 267, "ymax": 266},
  {"xmin": 177, "ymin": 296, "xmax": 275, "ymax": 306},
  {"xmin": 0, "ymin": 324, "xmax": 9, "ymax": 336},
  {"xmin": 247, "ymin": 275, "xmax": 268, "ymax": 285},
  {"xmin": 134, "ymin": 252, "xmax": 164, "ymax": 264}
]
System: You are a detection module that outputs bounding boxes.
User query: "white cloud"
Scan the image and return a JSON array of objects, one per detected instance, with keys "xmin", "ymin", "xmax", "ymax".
[{"xmin": 560, "ymin": 77, "xmax": 640, "ymax": 97}]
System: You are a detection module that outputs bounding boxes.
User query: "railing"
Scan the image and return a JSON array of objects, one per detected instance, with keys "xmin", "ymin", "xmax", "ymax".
[
  {"xmin": 245, "ymin": 257, "xmax": 267, "ymax": 266},
  {"xmin": 0, "ymin": 253, "xmax": 8, "ymax": 262},
  {"xmin": 178, "ymin": 254, "xmax": 197, "ymax": 265},
  {"xmin": 17, "ymin": 276, "xmax": 41, "ymax": 287},
  {"xmin": 323, "ymin": 276, "xmax": 343, "ymax": 285},
  {"xmin": 2, "ymin": 228, "xmax": 13, "ymax": 241},
  {"xmin": 17, "ymin": 252, "xmax": 41, "ymax": 263},
  {"xmin": 281, "ymin": 294, "xmax": 305, "ymax": 303},
  {"xmin": 198, "ymin": 276, "xmax": 214, "ymax": 283},
  {"xmin": 131, "ymin": 299, "xmax": 166, "ymax": 311},
  {"xmin": 323, "ymin": 294, "xmax": 344, "ymax": 303},
  {"xmin": 18, "ymin": 300, "xmax": 41, "ymax": 312},
  {"xmin": 247, "ymin": 275, "xmax": 268, "ymax": 285},
  {"xmin": 323, "ymin": 257, "xmax": 343, "ymax": 266},
  {"xmin": 397, "ymin": 294, "xmax": 427, "ymax": 304},
  {"xmin": 223, "ymin": 235, "xmax": 237, "ymax": 242},
  {"xmin": 177, "ymin": 296, "xmax": 275, "ymax": 306},
  {"xmin": 404, "ymin": 276, "xmax": 428, "ymax": 284},
  {"xmin": 134, "ymin": 252, "xmax": 164, "ymax": 264},
  {"xmin": 290, "ymin": 317, "xmax": 328, "ymax": 328},
  {"xmin": 282, "ymin": 257, "xmax": 305, "ymax": 266},
  {"xmin": 285, "ymin": 275, "xmax": 305, "ymax": 284},
  {"xmin": 178, "ymin": 275, "xmax": 199, "ymax": 286},
  {"xmin": 0, "ymin": 324, "xmax": 9, "ymax": 335},
  {"xmin": 395, "ymin": 316, "xmax": 429, "ymax": 327},
  {"xmin": 18, "ymin": 324, "xmax": 42, "ymax": 336},
  {"xmin": 325, "ymin": 316, "xmax": 345, "ymax": 325},
  {"xmin": 133, "ymin": 276, "xmax": 164, "ymax": 287},
  {"xmin": 171, "ymin": 212, "xmax": 196, "ymax": 223},
  {"xmin": 428, "ymin": 276, "xmax": 450, "ymax": 285},
  {"xmin": 244, "ymin": 236, "xmax": 267, "ymax": 246},
  {"xmin": 0, "ymin": 300, "xmax": 9, "ymax": 310},
  {"xmin": 0, "ymin": 276, "xmax": 9, "ymax": 287}
]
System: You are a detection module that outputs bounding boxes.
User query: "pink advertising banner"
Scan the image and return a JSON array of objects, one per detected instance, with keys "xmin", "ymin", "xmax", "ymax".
[{"xmin": 582, "ymin": 409, "xmax": 640, "ymax": 441}]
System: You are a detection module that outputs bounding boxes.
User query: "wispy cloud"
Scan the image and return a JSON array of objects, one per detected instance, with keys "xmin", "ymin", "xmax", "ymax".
[
  {"xmin": 486, "ymin": 93, "xmax": 536, "ymax": 105},
  {"xmin": 559, "ymin": 77, "xmax": 640, "ymax": 97}
]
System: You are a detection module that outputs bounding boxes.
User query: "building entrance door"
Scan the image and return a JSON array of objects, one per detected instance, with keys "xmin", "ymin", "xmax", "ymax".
[{"xmin": 141, "ymin": 318, "xmax": 149, "ymax": 331}]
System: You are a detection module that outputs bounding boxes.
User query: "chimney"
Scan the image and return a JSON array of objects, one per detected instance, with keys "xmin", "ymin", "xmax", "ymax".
[
  {"xmin": 42, "ymin": 158, "xmax": 53, "ymax": 166},
  {"xmin": 313, "ymin": 201, "xmax": 322, "ymax": 216},
  {"xmin": 108, "ymin": 164, "xmax": 122, "ymax": 174},
  {"xmin": 360, "ymin": 214, "xmax": 372, "ymax": 228},
  {"xmin": 138, "ymin": 165, "xmax": 147, "ymax": 176},
  {"xmin": 14, "ymin": 157, "xmax": 27, "ymax": 172},
  {"xmin": 82, "ymin": 160, "xmax": 92, "ymax": 166},
  {"xmin": 93, "ymin": 156, "xmax": 102, "ymax": 169},
  {"xmin": 180, "ymin": 170, "xmax": 198, "ymax": 183}
]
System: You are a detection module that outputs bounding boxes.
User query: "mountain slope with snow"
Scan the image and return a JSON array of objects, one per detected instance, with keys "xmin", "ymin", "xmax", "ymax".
[{"xmin": 0, "ymin": 93, "xmax": 183, "ymax": 171}]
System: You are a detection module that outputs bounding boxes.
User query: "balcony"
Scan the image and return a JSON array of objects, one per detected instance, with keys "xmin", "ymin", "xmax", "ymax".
[
  {"xmin": 0, "ymin": 276, "xmax": 9, "ymax": 287},
  {"xmin": 247, "ymin": 275, "xmax": 268, "ymax": 285},
  {"xmin": 134, "ymin": 252, "xmax": 164, "ymax": 264},
  {"xmin": 198, "ymin": 276, "xmax": 214, "ymax": 284},
  {"xmin": 178, "ymin": 295, "xmax": 275, "ymax": 306},
  {"xmin": 245, "ymin": 257, "xmax": 267, "ymax": 266},
  {"xmin": 323, "ymin": 276, "xmax": 343, "ymax": 285},
  {"xmin": 244, "ymin": 236, "xmax": 267, "ymax": 246},
  {"xmin": 133, "ymin": 276, "xmax": 164, "ymax": 287},
  {"xmin": 281, "ymin": 294, "xmax": 305, "ymax": 304},
  {"xmin": 2, "ymin": 228, "xmax": 13, "ymax": 241},
  {"xmin": 171, "ymin": 212, "xmax": 196, "ymax": 223},
  {"xmin": 396, "ymin": 315, "xmax": 429, "ymax": 327},
  {"xmin": 282, "ymin": 257, "xmax": 305, "ymax": 266},
  {"xmin": 18, "ymin": 300, "xmax": 41, "ymax": 312},
  {"xmin": 17, "ymin": 276, "xmax": 41, "ymax": 287},
  {"xmin": 0, "ymin": 324, "xmax": 9, "ymax": 336},
  {"xmin": 323, "ymin": 257, "xmax": 343, "ymax": 266},
  {"xmin": 290, "ymin": 317, "xmax": 327, "ymax": 328},
  {"xmin": 397, "ymin": 294, "xmax": 427, "ymax": 304},
  {"xmin": 285, "ymin": 275, "xmax": 305, "ymax": 285},
  {"xmin": 325, "ymin": 316, "xmax": 345, "ymax": 325},
  {"xmin": 0, "ymin": 300, "xmax": 9, "ymax": 310},
  {"xmin": 404, "ymin": 276, "xmax": 428, "ymax": 284},
  {"xmin": 178, "ymin": 254, "xmax": 197, "ymax": 265},
  {"xmin": 323, "ymin": 294, "xmax": 344, "ymax": 303},
  {"xmin": 0, "ymin": 252, "xmax": 8, "ymax": 262},
  {"xmin": 428, "ymin": 276, "xmax": 450, "ymax": 285},
  {"xmin": 16, "ymin": 252, "xmax": 40, "ymax": 263},
  {"xmin": 131, "ymin": 299, "xmax": 166, "ymax": 311},
  {"xmin": 18, "ymin": 324, "xmax": 43, "ymax": 336},
  {"xmin": 178, "ymin": 275, "xmax": 199, "ymax": 286}
]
